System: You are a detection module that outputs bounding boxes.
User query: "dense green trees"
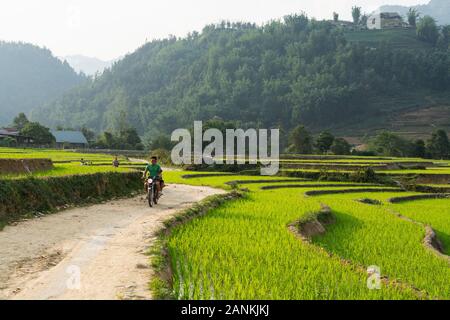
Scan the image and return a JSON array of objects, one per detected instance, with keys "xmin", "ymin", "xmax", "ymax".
[
  {"xmin": 287, "ymin": 126, "xmax": 351, "ymax": 155},
  {"xmin": 12, "ymin": 113, "xmax": 30, "ymax": 131},
  {"xmin": 331, "ymin": 138, "xmax": 352, "ymax": 155},
  {"xmin": 147, "ymin": 134, "xmax": 174, "ymax": 151},
  {"xmin": 427, "ymin": 129, "xmax": 450, "ymax": 159},
  {"xmin": 352, "ymin": 7, "xmax": 362, "ymax": 24},
  {"xmin": 369, "ymin": 131, "xmax": 411, "ymax": 157},
  {"xmin": 333, "ymin": 12, "xmax": 339, "ymax": 22},
  {"xmin": 316, "ymin": 131, "xmax": 335, "ymax": 154},
  {"xmin": 417, "ymin": 16, "xmax": 440, "ymax": 45},
  {"xmin": 407, "ymin": 8, "xmax": 420, "ymax": 27},
  {"xmin": 93, "ymin": 128, "xmax": 143, "ymax": 150},
  {"xmin": 413, "ymin": 139, "xmax": 427, "ymax": 158},
  {"xmin": 288, "ymin": 125, "xmax": 313, "ymax": 154},
  {"xmin": 20, "ymin": 122, "xmax": 55, "ymax": 145},
  {"xmin": 368, "ymin": 130, "xmax": 450, "ymax": 159},
  {"xmin": 0, "ymin": 137, "xmax": 17, "ymax": 147},
  {"xmin": 81, "ymin": 127, "xmax": 96, "ymax": 142},
  {"xmin": 438, "ymin": 25, "xmax": 450, "ymax": 49},
  {"xmin": 32, "ymin": 15, "xmax": 450, "ymax": 141}
]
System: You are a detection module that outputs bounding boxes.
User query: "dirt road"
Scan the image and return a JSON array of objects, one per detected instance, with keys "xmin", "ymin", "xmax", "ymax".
[{"xmin": 0, "ymin": 184, "xmax": 224, "ymax": 300}]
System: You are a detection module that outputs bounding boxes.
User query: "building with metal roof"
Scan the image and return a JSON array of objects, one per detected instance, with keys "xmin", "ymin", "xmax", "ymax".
[{"xmin": 51, "ymin": 130, "xmax": 89, "ymax": 149}]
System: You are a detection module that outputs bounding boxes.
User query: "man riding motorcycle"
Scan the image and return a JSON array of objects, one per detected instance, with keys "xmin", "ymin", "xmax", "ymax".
[{"xmin": 143, "ymin": 156, "xmax": 164, "ymax": 197}]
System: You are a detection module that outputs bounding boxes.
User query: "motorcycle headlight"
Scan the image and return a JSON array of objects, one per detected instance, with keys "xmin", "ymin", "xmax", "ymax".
[{"xmin": 148, "ymin": 178, "xmax": 153, "ymax": 184}]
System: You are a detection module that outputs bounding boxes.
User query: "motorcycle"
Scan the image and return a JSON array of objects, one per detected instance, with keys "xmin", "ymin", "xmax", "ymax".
[{"xmin": 145, "ymin": 176, "xmax": 160, "ymax": 207}]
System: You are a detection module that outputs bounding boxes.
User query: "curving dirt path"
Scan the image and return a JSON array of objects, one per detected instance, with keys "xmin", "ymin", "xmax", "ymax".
[{"xmin": 0, "ymin": 184, "xmax": 224, "ymax": 300}]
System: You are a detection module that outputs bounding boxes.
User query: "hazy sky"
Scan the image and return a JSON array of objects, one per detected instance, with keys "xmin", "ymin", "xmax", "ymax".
[{"xmin": 0, "ymin": 0, "xmax": 429, "ymax": 60}]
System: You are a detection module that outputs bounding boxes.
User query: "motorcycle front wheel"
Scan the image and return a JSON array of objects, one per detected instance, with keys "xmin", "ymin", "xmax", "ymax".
[{"xmin": 148, "ymin": 187, "xmax": 154, "ymax": 207}]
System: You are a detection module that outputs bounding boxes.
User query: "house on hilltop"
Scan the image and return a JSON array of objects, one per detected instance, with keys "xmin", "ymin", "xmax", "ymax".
[
  {"xmin": 367, "ymin": 12, "xmax": 407, "ymax": 30},
  {"xmin": 51, "ymin": 130, "xmax": 88, "ymax": 149}
]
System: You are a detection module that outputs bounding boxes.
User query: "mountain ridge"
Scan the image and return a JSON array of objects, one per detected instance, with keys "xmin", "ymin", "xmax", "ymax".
[
  {"xmin": 60, "ymin": 55, "xmax": 120, "ymax": 76},
  {"xmin": 0, "ymin": 41, "xmax": 86, "ymax": 126},
  {"xmin": 31, "ymin": 16, "xmax": 450, "ymax": 141}
]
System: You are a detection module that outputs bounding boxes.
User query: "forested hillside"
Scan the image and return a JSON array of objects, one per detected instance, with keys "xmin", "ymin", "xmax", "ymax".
[
  {"xmin": 0, "ymin": 42, "xmax": 85, "ymax": 126},
  {"xmin": 33, "ymin": 14, "xmax": 450, "ymax": 139}
]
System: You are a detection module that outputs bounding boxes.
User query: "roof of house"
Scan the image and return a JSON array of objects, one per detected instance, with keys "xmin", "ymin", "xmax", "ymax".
[
  {"xmin": 380, "ymin": 12, "xmax": 402, "ymax": 19},
  {"xmin": 0, "ymin": 128, "xmax": 20, "ymax": 136},
  {"xmin": 51, "ymin": 130, "xmax": 88, "ymax": 144}
]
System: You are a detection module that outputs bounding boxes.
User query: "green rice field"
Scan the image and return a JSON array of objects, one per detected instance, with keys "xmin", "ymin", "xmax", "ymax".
[
  {"xmin": 158, "ymin": 170, "xmax": 450, "ymax": 300},
  {"xmin": 1, "ymin": 147, "xmax": 449, "ymax": 299}
]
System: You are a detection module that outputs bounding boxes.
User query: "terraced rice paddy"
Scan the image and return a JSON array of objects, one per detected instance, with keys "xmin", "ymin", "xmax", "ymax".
[
  {"xmin": 1, "ymin": 147, "xmax": 449, "ymax": 299},
  {"xmin": 160, "ymin": 171, "xmax": 450, "ymax": 300},
  {"xmin": 390, "ymin": 199, "xmax": 450, "ymax": 255},
  {"xmin": 273, "ymin": 156, "xmax": 450, "ymax": 186},
  {"xmin": 0, "ymin": 147, "xmax": 145, "ymax": 179}
]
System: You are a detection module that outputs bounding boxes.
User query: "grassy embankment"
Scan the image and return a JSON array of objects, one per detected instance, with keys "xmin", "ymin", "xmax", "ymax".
[{"xmin": 0, "ymin": 147, "xmax": 147, "ymax": 229}]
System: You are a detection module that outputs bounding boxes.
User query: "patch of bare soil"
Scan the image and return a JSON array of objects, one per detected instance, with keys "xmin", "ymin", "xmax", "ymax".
[
  {"xmin": 0, "ymin": 158, "xmax": 53, "ymax": 174},
  {"xmin": 289, "ymin": 205, "xmax": 335, "ymax": 241},
  {"xmin": 423, "ymin": 226, "xmax": 447, "ymax": 257}
]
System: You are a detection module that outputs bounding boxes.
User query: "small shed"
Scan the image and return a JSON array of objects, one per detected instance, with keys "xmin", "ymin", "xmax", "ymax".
[{"xmin": 51, "ymin": 130, "xmax": 88, "ymax": 149}]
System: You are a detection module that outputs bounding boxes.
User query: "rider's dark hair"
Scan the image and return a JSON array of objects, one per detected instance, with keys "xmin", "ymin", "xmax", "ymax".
[{"xmin": 151, "ymin": 156, "xmax": 158, "ymax": 160}]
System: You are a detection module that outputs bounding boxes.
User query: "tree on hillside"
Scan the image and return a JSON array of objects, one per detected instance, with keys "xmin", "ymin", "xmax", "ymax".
[
  {"xmin": 120, "ymin": 128, "xmax": 142, "ymax": 149},
  {"xmin": 147, "ymin": 134, "xmax": 174, "ymax": 151},
  {"xmin": 93, "ymin": 128, "xmax": 143, "ymax": 150},
  {"xmin": 360, "ymin": 14, "xmax": 369, "ymax": 27},
  {"xmin": 81, "ymin": 127, "xmax": 96, "ymax": 142},
  {"xmin": 283, "ymin": 13, "xmax": 309, "ymax": 33},
  {"xmin": 95, "ymin": 131, "xmax": 116, "ymax": 149},
  {"xmin": 316, "ymin": 131, "xmax": 335, "ymax": 154},
  {"xmin": 417, "ymin": 16, "xmax": 439, "ymax": 45},
  {"xmin": 412, "ymin": 139, "xmax": 427, "ymax": 158},
  {"xmin": 331, "ymin": 138, "xmax": 351, "ymax": 155},
  {"xmin": 288, "ymin": 125, "xmax": 313, "ymax": 154},
  {"xmin": 437, "ymin": 25, "xmax": 450, "ymax": 49},
  {"xmin": 427, "ymin": 129, "xmax": 450, "ymax": 159},
  {"xmin": 352, "ymin": 6, "xmax": 362, "ymax": 25},
  {"xmin": 333, "ymin": 12, "xmax": 339, "ymax": 22},
  {"xmin": 443, "ymin": 25, "xmax": 450, "ymax": 42},
  {"xmin": 20, "ymin": 122, "xmax": 55, "ymax": 145},
  {"xmin": 407, "ymin": 8, "xmax": 420, "ymax": 27},
  {"xmin": 369, "ymin": 131, "xmax": 412, "ymax": 157},
  {"xmin": 0, "ymin": 136, "xmax": 17, "ymax": 147},
  {"xmin": 12, "ymin": 113, "xmax": 30, "ymax": 130}
]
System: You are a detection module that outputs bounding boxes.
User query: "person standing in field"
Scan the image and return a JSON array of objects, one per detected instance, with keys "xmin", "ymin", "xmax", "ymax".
[{"xmin": 112, "ymin": 156, "xmax": 120, "ymax": 168}]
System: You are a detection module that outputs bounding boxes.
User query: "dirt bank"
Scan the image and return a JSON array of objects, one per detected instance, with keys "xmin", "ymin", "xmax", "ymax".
[
  {"xmin": 0, "ymin": 184, "xmax": 224, "ymax": 300},
  {"xmin": 0, "ymin": 158, "xmax": 53, "ymax": 174}
]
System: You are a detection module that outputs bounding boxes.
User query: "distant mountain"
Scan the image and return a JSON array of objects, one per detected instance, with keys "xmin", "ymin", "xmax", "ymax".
[
  {"xmin": 61, "ymin": 55, "xmax": 118, "ymax": 76},
  {"xmin": 0, "ymin": 42, "xmax": 86, "ymax": 126},
  {"xmin": 379, "ymin": 0, "xmax": 450, "ymax": 25}
]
